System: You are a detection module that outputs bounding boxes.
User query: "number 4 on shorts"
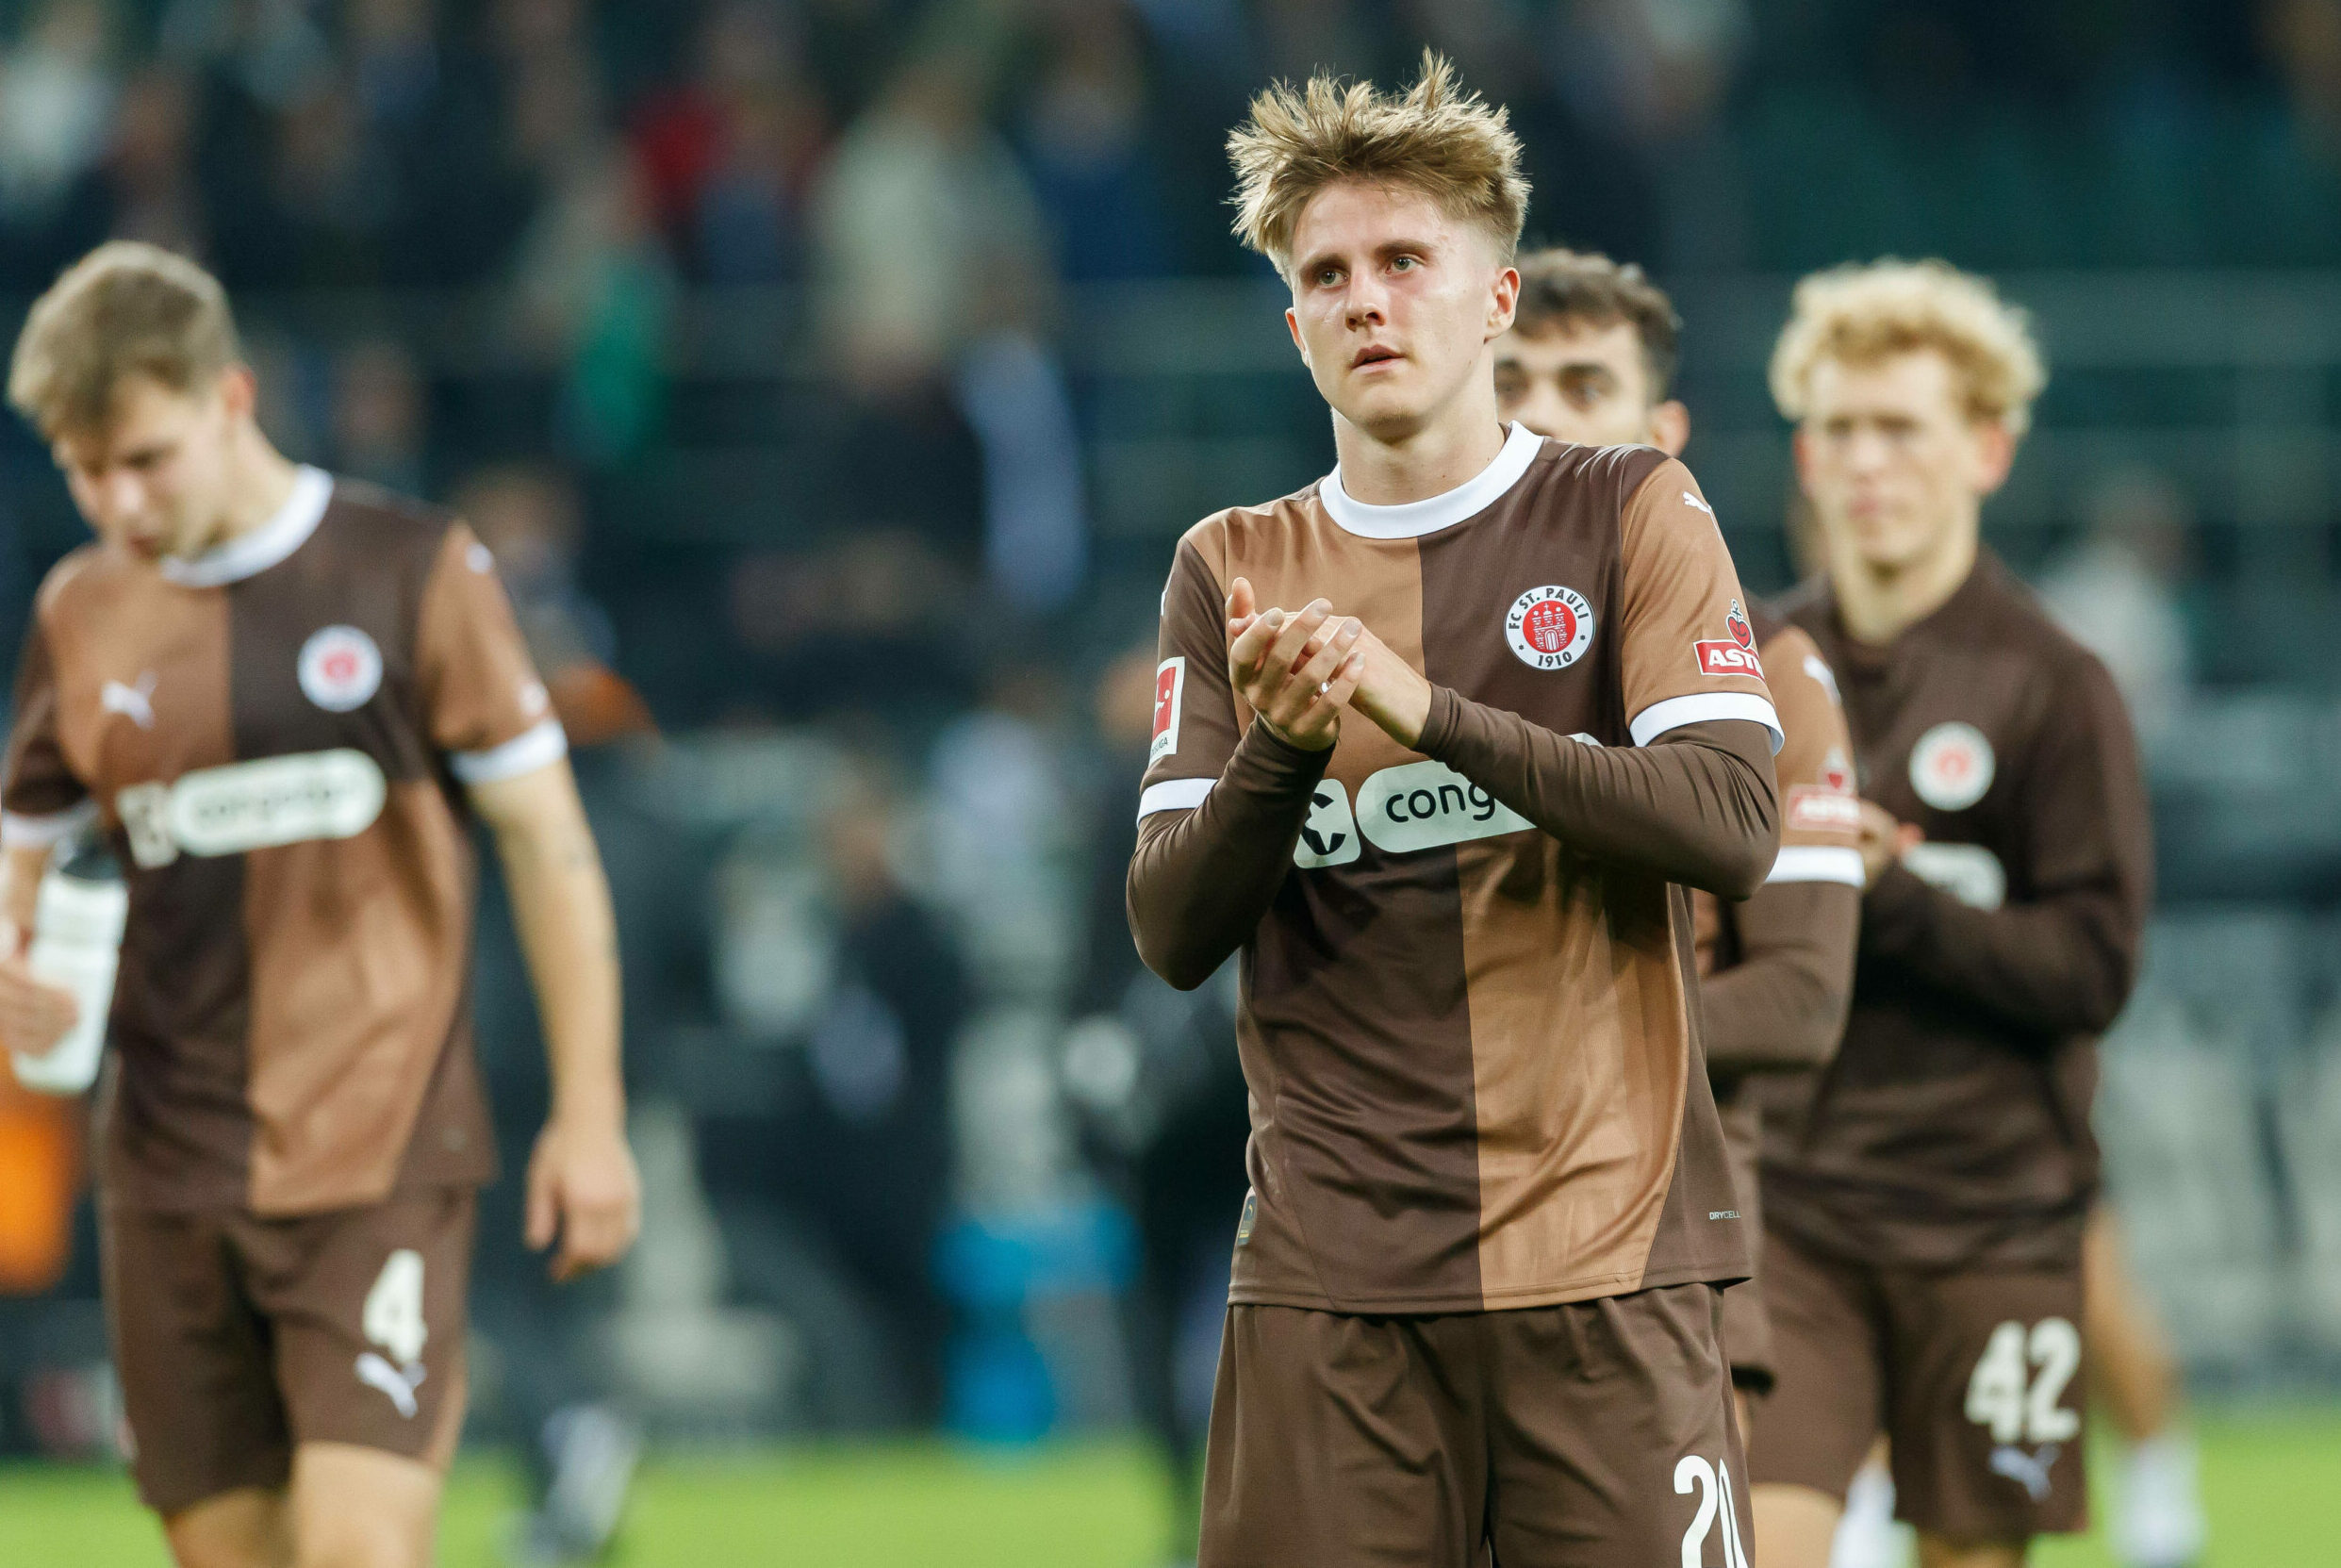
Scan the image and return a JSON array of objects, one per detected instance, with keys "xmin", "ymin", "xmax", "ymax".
[
  {"xmin": 1964, "ymin": 1317, "xmax": 2081, "ymax": 1445},
  {"xmin": 363, "ymin": 1248, "xmax": 429, "ymax": 1367}
]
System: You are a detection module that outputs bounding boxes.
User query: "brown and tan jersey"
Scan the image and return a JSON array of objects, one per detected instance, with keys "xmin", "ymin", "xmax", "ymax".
[
  {"xmin": 1128, "ymin": 424, "xmax": 1785, "ymax": 1314},
  {"xmin": 2, "ymin": 469, "xmax": 565, "ymax": 1216},
  {"xmin": 1758, "ymin": 553, "xmax": 2152, "ymax": 1270},
  {"xmin": 1690, "ymin": 605, "xmax": 1862, "ymax": 1250}
]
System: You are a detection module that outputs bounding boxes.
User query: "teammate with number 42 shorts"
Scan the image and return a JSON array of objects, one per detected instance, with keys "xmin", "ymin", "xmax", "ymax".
[
  {"xmin": 1745, "ymin": 261, "xmax": 2153, "ymax": 1568},
  {"xmin": 1129, "ymin": 57, "xmax": 1786, "ymax": 1567},
  {"xmin": 0, "ymin": 243, "xmax": 640, "ymax": 1568}
]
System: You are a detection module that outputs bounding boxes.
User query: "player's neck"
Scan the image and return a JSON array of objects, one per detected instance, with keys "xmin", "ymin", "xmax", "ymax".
[
  {"xmin": 1835, "ymin": 518, "xmax": 1979, "ymax": 645},
  {"xmin": 193, "ymin": 431, "xmax": 303, "ymax": 558},
  {"xmin": 1332, "ymin": 390, "xmax": 1510, "ymax": 507}
]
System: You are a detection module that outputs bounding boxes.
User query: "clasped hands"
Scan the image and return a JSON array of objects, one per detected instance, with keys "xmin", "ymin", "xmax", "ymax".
[{"xmin": 1226, "ymin": 576, "xmax": 1433, "ymax": 751}]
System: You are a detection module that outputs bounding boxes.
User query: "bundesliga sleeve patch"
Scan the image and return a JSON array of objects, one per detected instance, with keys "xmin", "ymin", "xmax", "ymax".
[
  {"xmin": 1692, "ymin": 599, "xmax": 1765, "ymax": 679},
  {"xmin": 1150, "ymin": 656, "xmax": 1185, "ymax": 763}
]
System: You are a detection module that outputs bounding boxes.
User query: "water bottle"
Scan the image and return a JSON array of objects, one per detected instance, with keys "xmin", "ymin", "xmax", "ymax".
[{"xmin": 11, "ymin": 844, "xmax": 126, "ymax": 1096}]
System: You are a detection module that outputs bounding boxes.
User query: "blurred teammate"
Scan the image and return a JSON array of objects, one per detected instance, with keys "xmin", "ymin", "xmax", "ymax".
[
  {"xmin": 1496, "ymin": 249, "xmax": 1862, "ymax": 1442},
  {"xmin": 1130, "ymin": 58, "xmax": 1783, "ymax": 1566},
  {"xmin": 1746, "ymin": 260, "xmax": 2152, "ymax": 1568},
  {"xmin": 0, "ymin": 242, "xmax": 640, "ymax": 1568}
]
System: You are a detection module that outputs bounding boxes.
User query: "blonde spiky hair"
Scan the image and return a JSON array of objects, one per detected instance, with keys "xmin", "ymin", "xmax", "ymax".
[
  {"xmin": 1228, "ymin": 51, "xmax": 1529, "ymax": 276},
  {"xmin": 1771, "ymin": 258, "xmax": 2047, "ymax": 438}
]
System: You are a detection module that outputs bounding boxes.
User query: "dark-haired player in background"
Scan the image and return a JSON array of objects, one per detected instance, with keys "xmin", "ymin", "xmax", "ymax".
[
  {"xmin": 1748, "ymin": 259, "xmax": 2152, "ymax": 1568},
  {"xmin": 0, "ymin": 241, "xmax": 639, "ymax": 1568},
  {"xmin": 1494, "ymin": 248, "xmax": 1862, "ymax": 1444}
]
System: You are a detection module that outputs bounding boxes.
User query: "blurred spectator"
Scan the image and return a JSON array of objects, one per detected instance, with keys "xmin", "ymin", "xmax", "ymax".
[
  {"xmin": 350, "ymin": 0, "xmax": 439, "ymax": 133},
  {"xmin": 700, "ymin": 765, "xmax": 971, "ymax": 1425},
  {"xmin": 1019, "ymin": 1, "xmax": 1170, "ymax": 282},
  {"xmin": 39, "ymin": 67, "xmax": 206, "ymax": 277},
  {"xmin": 331, "ymin": 337, "xmax": 430, "ymax": 493},
  {"xmin": 514, "ymin": 142, "xmax": 678, "ymax": 465},
  {"xmin": 1062, "ymin": 640, "xmax": 1246, "ymax": 1560},
  {"xmin": 1254, "ymin": 0, "xmax": 1375, "ymax": 85},
  {"xmin": 456, "ymin": 462, "xmax": 658, "ymax": 746},
  {"xmin": 2265, "ymin": 0, "xmax": 2341, "ymax": 157},
  {"xmin": 633, "ymin": 0, "xmax": 829, "ymax": 283},
  {"xmin": 0, "ymin": 0, "xmax": 118, "ymax": 223},
  {"xmin": 811, "ymin": 48, "xmax": 1051, "ymax": 387},
  {"xmin": 2037, "ymin": 468, "xmax": 2201, "ymax": 745},
  {"xmin": 954, "ymin": 332, "xmax": 1090, "ymax": 613},
  {"xmin": 926, "ymin": 661, "xmax": 1085, "ymax": 1001},
  {"xmin": 725, "ymin": 520, "xmax": 981, "ymax": 718}
]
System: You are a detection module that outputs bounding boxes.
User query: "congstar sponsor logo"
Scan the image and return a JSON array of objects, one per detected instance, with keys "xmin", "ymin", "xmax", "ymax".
[
  {"xmin": 1354, "ymin": 760, "xmax": 1530, "ymax": 854},
  {"xmin": 116, "ymin": 750, "xmax": 388, "ymax": 868}
]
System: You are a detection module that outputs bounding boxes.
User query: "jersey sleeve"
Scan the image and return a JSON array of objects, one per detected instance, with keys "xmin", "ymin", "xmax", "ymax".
[
  {"xmin": 0, "ymin": 614, "xmax": 92, "ymax": 850},
  {"xmin": 1615, "ymin": 461, "xmax": 1783, "ymax": 753},
  {"xmin": 417, "ymin": 523, "xmax": 569, "ymax": 784},
  {"xmin": 1759, "ymin": 624, "xmax": 1862, "ymax": 888},
  {"xmin": 1135, "ymin": 535, "xmax": 1240, "ymax": 820}
]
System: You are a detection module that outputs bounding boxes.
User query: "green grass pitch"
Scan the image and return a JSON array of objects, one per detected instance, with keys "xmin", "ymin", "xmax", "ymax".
[{"xmin": 0, "ymin": 1408, "xmax": 2330, "ymax": 1565}]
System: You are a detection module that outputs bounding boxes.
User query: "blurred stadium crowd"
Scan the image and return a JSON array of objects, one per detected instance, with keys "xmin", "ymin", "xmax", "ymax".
[{"xmin": 0, "ymin": 0, "xmax": 2339, "ymax": 1514}]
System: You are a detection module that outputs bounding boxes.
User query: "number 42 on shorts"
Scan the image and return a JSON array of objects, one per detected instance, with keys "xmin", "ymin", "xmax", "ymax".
[{"xmin": 1964, "ymin": 1316, "xmax": 2082, "ymax": 1445}]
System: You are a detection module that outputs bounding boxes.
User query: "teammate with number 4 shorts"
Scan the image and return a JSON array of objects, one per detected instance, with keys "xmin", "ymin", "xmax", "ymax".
[
  {"xmin": 0, "ymin": 243, "xmax": 640, "ymax": 1568},
  {"xmin": 1129, "ymin": 57, "xmax": 1784, "ymax": 1567},
  {"xmin": 1746, "ymin": 261, "xmax": 2153, "ymax": 1568}
]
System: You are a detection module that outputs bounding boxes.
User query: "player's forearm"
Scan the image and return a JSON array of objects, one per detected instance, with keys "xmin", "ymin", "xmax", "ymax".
[
  {"xmin": 1417, "ymin": 692, "xmax": 1779, "ymax": 898},
  {"xmin": 1128, "ymin": 718, "xmax": 1327, "ymax": 990},
  {"xmin": 489, "ymin": 796, "xmax": 625, "ymax": 1124},
  {"xmin": 1700, "ymin": 881, "xmax": 1858, "ymax": 1075},
  {"xmin": 1862, "ymin": 865, "xmax": 2138, "ymax": 1041}
]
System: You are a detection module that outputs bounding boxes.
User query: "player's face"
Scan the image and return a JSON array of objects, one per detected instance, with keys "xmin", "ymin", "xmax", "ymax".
[
  {"xmin": 1284, "ymin": 181, "xmax": 1516, "ymax": 443},
  {"xmin": 54, "ymin": 371, "xmax": 244, "ymax": 563},
  {"xmin": 1493, "ymin": 318, "xmax": 1656, "ymax": 447},
  {"xmin": 1794, "ymin": 350, "xmax": 2013, "ymax": 574}
]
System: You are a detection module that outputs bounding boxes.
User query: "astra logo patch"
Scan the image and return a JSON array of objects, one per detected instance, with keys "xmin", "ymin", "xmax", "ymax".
[
  {"xmin": 1786, "ymin": 784, "xmax": 1863, "ymax": 834},
  {"xmin": 1149, "ymin": 657, "xmax": 1185, "ymax": 763},
  {"xmin": 1909, "ymin": 721, "xmax": 1995, "ymax": 811},
  {"xmin": 299, "ymin": 625, "xmax": 384, "ymax": 713},
  {"xmin": 114, "ymin": 750, "xmax": 388, "ymax": 869},
  {"xmin": 1357, "ymin": 761, "xmax": 1530, "ymax": 853},
  {"xmin": 1292, "ymin": 781, "xmax": 1360, "ymax": 868},
  {"xmin": 1693, "ymin": 599, "xmax": 1765, "ymax": 679},
  {"xmin": 1504, "ymin": 586, "xmax": 1596, "ymax": 670}
]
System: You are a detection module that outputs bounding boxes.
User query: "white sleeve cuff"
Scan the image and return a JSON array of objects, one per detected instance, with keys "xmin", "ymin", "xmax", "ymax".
[
  {"xmin": 1136, "ymin": 777, "xmax": 1213, "ymax": 821},
  {"xmin": 449, "ymin": 718, "xmax": 569, "ymax": 784},
  {"xmin": 0, "ymin": 801, "xmax": 96, "ymax": 850},
  {"xmin": 1766, "ymin": 845, "xmax": 1866, "ymax": 887},
  {"xmin": 1628, "ymin": 692, "xmax": 1785, "ymax": 754}
]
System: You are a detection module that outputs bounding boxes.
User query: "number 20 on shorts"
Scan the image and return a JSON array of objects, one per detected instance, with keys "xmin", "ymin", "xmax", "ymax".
[{"xmin": 1675, "ymin": 1454, "xmax": 1751, "ymax": 1568}]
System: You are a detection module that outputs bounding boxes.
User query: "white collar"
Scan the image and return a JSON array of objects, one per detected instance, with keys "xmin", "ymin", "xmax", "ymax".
[
  {"xmin": 1320, "ymin": 421, "xmax": 1543, "ymax": 539},
  {"xmin": 160, "ymin": 466, "xmax": 335, "ymax": 588}
]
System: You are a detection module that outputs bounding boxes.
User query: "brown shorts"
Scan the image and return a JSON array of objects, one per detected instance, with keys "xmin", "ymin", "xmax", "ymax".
[
  {"xmin": 1198, "ymin": 1284, "xmax": 1752, "ymax": 1568},
  {"xmin": 1749, "ymin": 1226, "xmax": 2086, "ymax": 1541},
  {"xmin": 102, "ymin": 1189, "xmax": 474, "ymax": 1516}
]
